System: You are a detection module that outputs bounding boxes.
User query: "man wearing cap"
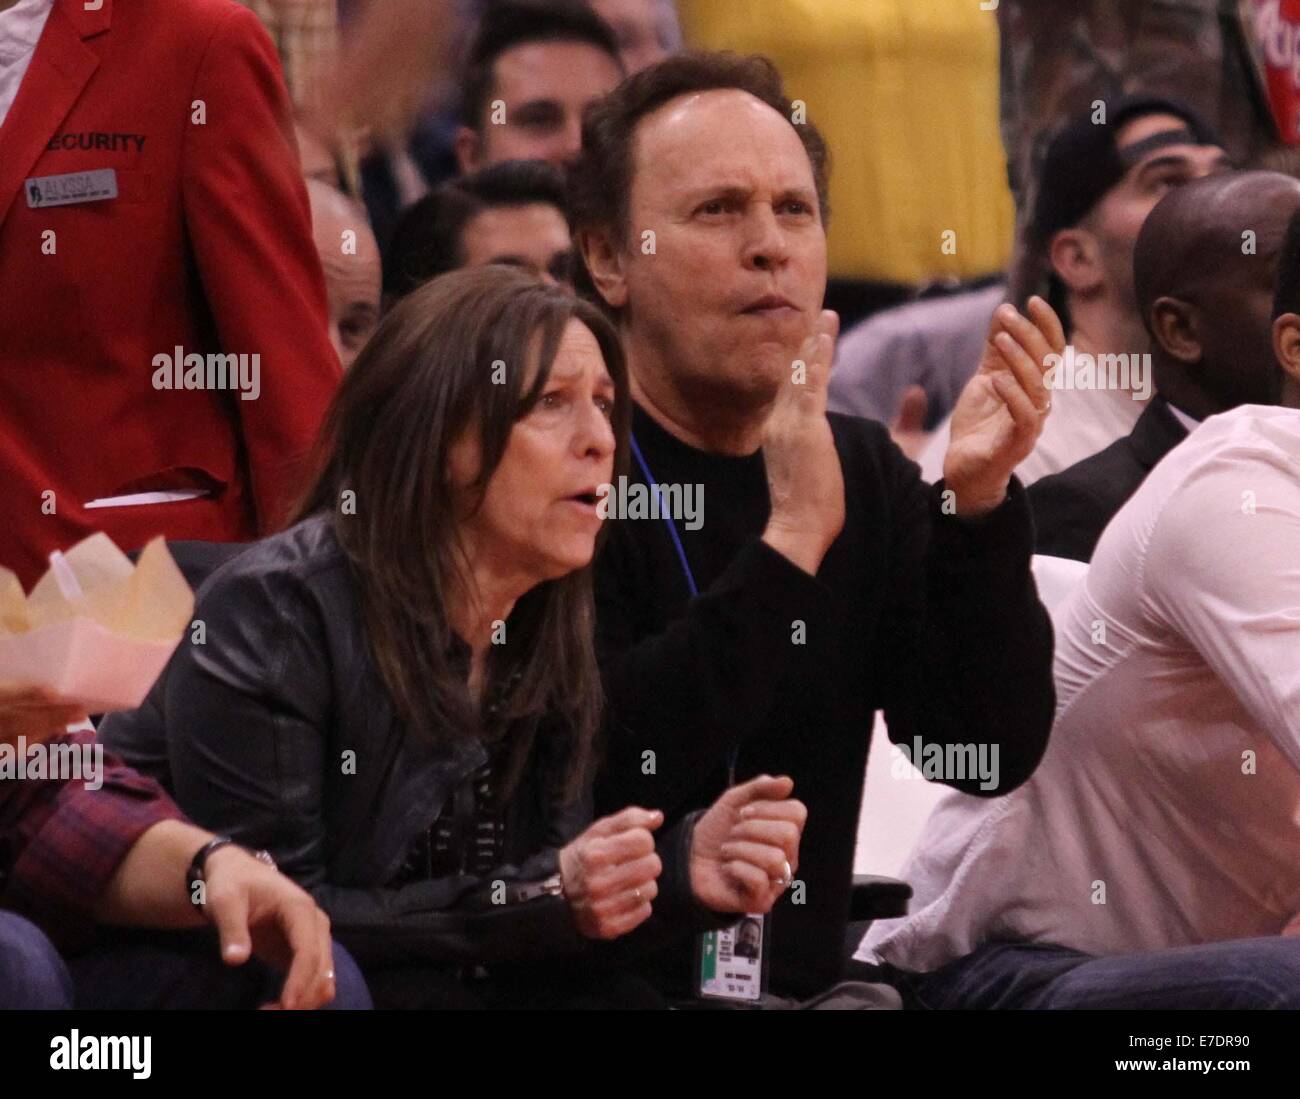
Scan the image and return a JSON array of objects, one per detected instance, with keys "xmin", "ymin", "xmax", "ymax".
[
  {"xmin": 1030, "ymin": 170, "xmax": 1300, "ymax": 561},
  {"xmin": 916, "ymin": 96, "xmax": 1232, "ymax": 486}
]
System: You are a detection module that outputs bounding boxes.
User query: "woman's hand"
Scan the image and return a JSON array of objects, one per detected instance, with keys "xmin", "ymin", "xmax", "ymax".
[
  {"xmin": 559, "ymin": 806, "xmax": 664, "ymax": 940},
  {"xmin": 0, "ymin": 683, "xmax": 87, "ymax": 748},
  {"xmin": 689, "ymin": 775, "xmax": 806, "ymax": 915}
]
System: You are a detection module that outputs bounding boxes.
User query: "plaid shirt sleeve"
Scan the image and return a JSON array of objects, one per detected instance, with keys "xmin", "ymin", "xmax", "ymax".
[{"xmin": 0, "ymin": 730, "xmax": 185, "ymax": 951}]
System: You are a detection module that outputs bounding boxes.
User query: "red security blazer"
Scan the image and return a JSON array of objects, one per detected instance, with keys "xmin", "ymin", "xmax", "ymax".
[{"xmin": 0, "ymin": 0, "xmax": 341, "ymax": 589}]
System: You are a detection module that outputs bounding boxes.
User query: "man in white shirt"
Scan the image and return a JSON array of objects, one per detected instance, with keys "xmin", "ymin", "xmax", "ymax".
[
  {"xmin": 858, "ymin": 206, "xmax": 1300, "ymax": 1009},
  {"xmin": 916, "ymin": 96, "xmax": 1232, "ymax": 486}
]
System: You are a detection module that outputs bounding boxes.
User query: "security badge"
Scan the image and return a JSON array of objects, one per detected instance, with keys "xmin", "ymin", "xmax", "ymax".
[
  {"xmin": 25, "ymin": 168, "xmax": 117, "ymax": 208},
  {"xmin": 695, "ymin": 913, "xmax": 769, "ymax": 1003}
]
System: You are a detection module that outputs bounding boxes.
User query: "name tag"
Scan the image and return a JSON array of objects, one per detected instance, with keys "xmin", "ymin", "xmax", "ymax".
[
  {"xmin": 695, "ymin": 914, "xmax": 769, "ymax": 1003},
  {"xmin": 25, "ymin": 168, "xmax": 118, "ymax": 208}
]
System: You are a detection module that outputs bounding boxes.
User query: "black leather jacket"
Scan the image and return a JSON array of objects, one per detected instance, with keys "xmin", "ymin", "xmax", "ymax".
[{"xmin": 99, "ymin": 515, "xmax": 712, "ymax": 968}]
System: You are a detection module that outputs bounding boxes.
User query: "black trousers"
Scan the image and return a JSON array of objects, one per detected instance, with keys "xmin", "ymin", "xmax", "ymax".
[{"xmin": 363, "ymin": 961, "xmax": 668, "ymax": 1010}]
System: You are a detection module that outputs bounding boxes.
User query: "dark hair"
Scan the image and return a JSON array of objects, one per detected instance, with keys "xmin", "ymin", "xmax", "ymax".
[
  {"xmin": 461, "ymin": 0, "xmax": 624, "ymax": 131},
  {"xmin": 1015, "ymin": 95, "xmax": 1223, "ymax": 318},
  {"xmin": 384, "ymin": 160, "xmax": 570, "ymax": 301},
  {"xmin": 568, "ymin": 50, "xmax": 830, "ymax": 282},
  {"xmin": 1274, "ymin": 205, "xmax": 1300, "ymax": 320},
  {"xmin": 1026, "ymin": 95, "xmax": 1221, "ymax": 256},
  {"xmin": 292, "ymin": 265, "xmax": 630, "ymax": 802}
]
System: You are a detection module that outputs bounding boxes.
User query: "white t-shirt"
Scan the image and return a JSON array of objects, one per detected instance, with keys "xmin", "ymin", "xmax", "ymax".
[
  {"xmin": 0, "ymin": 0, "xmax": 52, "ymax": 131},
  {"xmin": 861, "ymin": 404, "xmax": 1300, "ymax": 972}
]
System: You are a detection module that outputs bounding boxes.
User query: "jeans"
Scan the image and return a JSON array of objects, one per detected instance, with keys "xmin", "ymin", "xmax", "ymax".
[
  {"xmin": 0, "ymin": 912, "xmax": 74, "ymax": 1009},
  {"xmin": 883, "ymin": 937, "xmax": 1300, "ymax": 1010},
  {"xmin": 66, "ymin": 927, "xmax": 372, "ymax": 1010}
]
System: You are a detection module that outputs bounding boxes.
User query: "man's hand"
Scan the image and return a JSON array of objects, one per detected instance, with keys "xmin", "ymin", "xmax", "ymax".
[
  {"xmin": 0, "ymin": 684, "xmax": 87, "ymax": 748},
  {"xmin": 943, "ymin": 296, "xmax": 1066, "ymax": 516},
  {"xmin": 95, "ymin": 820, "xmax": 339, "ymax": 1009},
  {"xmin": 689, "ymin": 775, "xmax": 806, "ymax": 915},
  {"xmin": 559, "ymin": 806, "xmax": 663, "ymax": 940},
  {"xmin": 762, "ymin": 310, "xmax": 845, "ymax": 575},
  {"xmin": 201, "ymin": 845, "xmax": 337, "ymax": 1010}
]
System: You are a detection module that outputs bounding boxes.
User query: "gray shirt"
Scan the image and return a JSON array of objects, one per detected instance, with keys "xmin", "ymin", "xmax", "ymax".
[{"xmin": 828, "ymin": 283, "xmax": 1004, "ymax": 428}]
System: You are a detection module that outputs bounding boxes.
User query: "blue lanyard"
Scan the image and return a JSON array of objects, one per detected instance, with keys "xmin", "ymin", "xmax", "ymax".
[
  {"xmin": 629, "ymin": 433, "xmax": 699, "ymax": 597},
  {"xmin": 628, "ymin": 432, "xmax": 739, "ymax": 781}
]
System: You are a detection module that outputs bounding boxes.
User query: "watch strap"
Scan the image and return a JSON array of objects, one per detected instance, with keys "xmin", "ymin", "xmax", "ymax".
[{"xmin": 186, "ymin": 837, "xmax": 277, "ymax": 912}]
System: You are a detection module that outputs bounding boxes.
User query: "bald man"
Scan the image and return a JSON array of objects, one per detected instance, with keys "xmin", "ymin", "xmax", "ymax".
[
  {"xmin": 1030, "ymin": 170, "xmax": 1300, "ymax": 561},
  {"xmin": 307, "ymin": 179, "xmax": 382, "ymax": 370}
]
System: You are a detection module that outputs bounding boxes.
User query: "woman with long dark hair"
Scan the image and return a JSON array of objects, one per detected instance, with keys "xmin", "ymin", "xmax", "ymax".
[{"xmin": 102, "ymin": 266, "xmax": 805, "ymax": 1008}]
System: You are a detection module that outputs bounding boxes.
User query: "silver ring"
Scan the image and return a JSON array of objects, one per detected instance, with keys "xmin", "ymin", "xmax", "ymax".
[
  {"xmin": 633, "ymin": 887, "xmax": 643, "ymax": 904},
  {"xmin": 774, "ymin": 859, "xmax": 793, "ymax": 890}
]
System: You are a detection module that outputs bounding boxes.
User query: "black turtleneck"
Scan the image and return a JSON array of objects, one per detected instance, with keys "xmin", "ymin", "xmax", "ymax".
[{"xmin": 593, "ymin": 403, "xmax": 1056, "ymax": 998}]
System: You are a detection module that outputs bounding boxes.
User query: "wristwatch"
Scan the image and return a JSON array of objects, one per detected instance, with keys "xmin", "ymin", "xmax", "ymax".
[{"xmin": 186, "ymin": 835, "xmax": 276, "ymax": 913}]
